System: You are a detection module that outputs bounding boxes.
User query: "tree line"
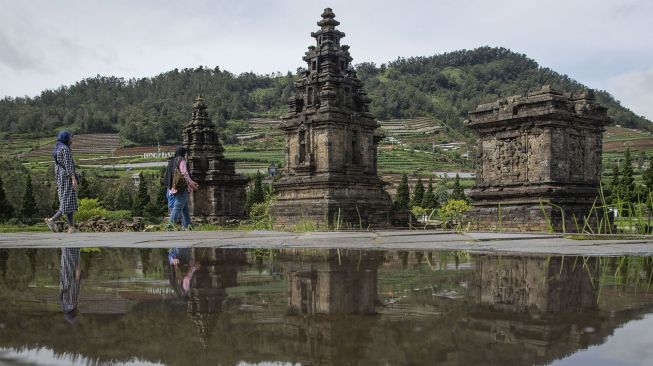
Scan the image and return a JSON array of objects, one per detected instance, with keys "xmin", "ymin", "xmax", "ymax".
[
  {"xmin": 609, "ymin": 149, "xmax": 653, "ymax": 215},
  {"xmin": 1, "ymin": 47, "xmax": 650, "ymax": 145}
]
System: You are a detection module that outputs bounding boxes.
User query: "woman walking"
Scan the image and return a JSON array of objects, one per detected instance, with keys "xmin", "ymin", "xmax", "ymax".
[
  {"xmin": 165, "ymin": 147, "xmax": 198, "ymax": 230},
  {"xmin": 45, "ymin": 131, "xmax": 79, "ymax": 233}
]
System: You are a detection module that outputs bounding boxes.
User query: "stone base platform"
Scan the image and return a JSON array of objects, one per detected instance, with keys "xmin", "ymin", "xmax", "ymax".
[
  {"xmin": 271, "ymin": 175, "xmax": 403, "ymax": 230},
  {"xmin": 466, "ymin": 203, "xmax": 614, "ymax": 233},
  {"xmin": 0, "ymin": 230, "xmax": 652, "ymax": 256},
  {"xmin": 466, "ymin": 184, "xmax": 613, "ymax": 232}
]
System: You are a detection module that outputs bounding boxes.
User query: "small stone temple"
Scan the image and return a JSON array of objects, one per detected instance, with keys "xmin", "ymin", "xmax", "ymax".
[
  {"xmin": 271, "ymin": 8, "xmax": 396, "ymax": 229},
  {"xmin": 183, "ymin": 96, "xmax": 249, "ymax": 224},
  {"xmin": 465, "ymin": 86, "xmax": 611, "ymax": 232}
]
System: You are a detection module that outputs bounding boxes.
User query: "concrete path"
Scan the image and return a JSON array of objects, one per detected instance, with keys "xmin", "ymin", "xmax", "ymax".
[{"xmin": 2, "ymin": 230, "xmax": 653, "ymax": 256}]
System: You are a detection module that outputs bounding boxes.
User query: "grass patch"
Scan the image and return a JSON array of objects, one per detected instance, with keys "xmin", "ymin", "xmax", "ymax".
[{"xmin": 0, "ymin": 224, "xmax": 49, "ymax": 233}]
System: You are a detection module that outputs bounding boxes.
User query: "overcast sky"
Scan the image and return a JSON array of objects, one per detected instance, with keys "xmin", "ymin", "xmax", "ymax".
[{"xmin": 1, "ymin": 0, "xmax": 652, "ymax": 120}]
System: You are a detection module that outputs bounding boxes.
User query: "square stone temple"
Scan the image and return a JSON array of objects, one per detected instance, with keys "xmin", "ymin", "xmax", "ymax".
[
  {"xmin": 465, "ymin": 86, "xmax": 611, "ymax": 232},
  {"xmin": 271, "ymin": 8, "xmax": 396, "ymax": 229},
  {"xmin": 183, "ymin": 96, "xmax": 249, "ymax": 224}
]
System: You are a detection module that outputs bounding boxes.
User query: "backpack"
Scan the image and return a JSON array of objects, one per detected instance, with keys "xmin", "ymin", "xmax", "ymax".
[{"xmin": 172, "ymin": 158, "xmax": 188, "ymax": 191}]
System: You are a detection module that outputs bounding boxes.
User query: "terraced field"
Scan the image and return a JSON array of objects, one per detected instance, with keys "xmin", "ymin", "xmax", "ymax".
[
  {"xmin": 378, "ymin": 117, "xmax": 442, "ymax": 136},
  {"xmin": 235, "ymin": 117, "xmax": 283, "ymax": 141},
  {"xmin": 247, "ymin": 117, "xmax": 282, "ymax": 129},
  {"xmin": 15, "ymin": 133, "xmax": 121, "ymax": 163},
  {"xmin": 0, "ymin": 135, "xmax": 53, "ymax": 158},
  {"xmin": 603, "ymin": 126, "xmax": 653, "ymax": 152},
  {"xmin": 377, "ymin": 147, "xmax": 467, "ymax": 174},
  {"xmin": 113, "ymin": 145, "xmax": 175, "ymax": 156},
  {"xmin": 223, "ymin": 147, "xmax": 284, "ymax": 165}
]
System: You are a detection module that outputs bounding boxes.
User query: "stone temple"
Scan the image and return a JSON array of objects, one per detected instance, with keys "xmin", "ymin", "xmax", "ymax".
[
  {"xmin": 183, "ymin": 96, "xmax": 249, "ymax": 224},
  {"xmin": 271, "ymin": 8, "xmax": 397, "ymax": 229},
  {"xmin": 465, "ymin": 86, "xmax": 611, "ymax": 232}
]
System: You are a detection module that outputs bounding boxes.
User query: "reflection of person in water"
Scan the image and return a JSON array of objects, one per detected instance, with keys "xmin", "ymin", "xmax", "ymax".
[
  {"xmin": 167, "ymin": 248, "xmax": 199, "ymax": 297},
  {"xmin": 60, "ymin": 248, "xmax": 81, "ymax": 322}
]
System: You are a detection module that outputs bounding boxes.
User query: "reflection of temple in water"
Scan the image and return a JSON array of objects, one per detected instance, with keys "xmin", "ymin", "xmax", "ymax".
[
  {"xmin": 186, "ymin": 248, "xmax": 248, "ymax": 348},
  {"xmin": 472, "ymin": 255, "xmax": 598, "ymax": 312},
  {"xmin": 278, "ymin": 249, "xmax": 383, "ymax": 366},
  {"xmin": 459, "ymin": 255, "xmax": 604, "ymax": 365},
  {"xmin": 282, "ymin": 249, "xmax": 382, "ymax": 315},
  {"xmin": 1, "ymin": 249, "xmax": 653, "ymax": 366}
]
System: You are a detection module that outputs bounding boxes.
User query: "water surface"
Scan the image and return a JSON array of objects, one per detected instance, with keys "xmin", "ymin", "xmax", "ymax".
[{"xmin": 0, "ymin": 247, "xmax": 651, "ymax": 366}]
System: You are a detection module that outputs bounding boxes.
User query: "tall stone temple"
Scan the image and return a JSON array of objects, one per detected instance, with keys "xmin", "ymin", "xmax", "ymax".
[
  {"xmin": 271, "ymin": 8, "xmax": 396, "ymax": 229},
  {"xmin": 183, "ymin": 96, "xmax": 249, "ymax": 224},
  {"xmin": 465, "ymin": 86, "xmax": 611, "ymax": 232}
]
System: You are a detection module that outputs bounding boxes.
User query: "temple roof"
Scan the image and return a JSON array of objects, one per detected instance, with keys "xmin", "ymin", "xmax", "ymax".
[
  {"xmin": 312, "ymin": 7, "xmax": 345, "ymax": 38},
  {"xmin": 193, "ymin": 95, "xmax": 207, "ymax": 112},
  {"xmin": 317, "ymin": 8, "xmax": 340, "ymax": 30}
]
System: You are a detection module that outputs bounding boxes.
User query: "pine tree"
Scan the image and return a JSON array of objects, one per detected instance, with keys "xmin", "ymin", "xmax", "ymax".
[
  {"xmin": 132, "ymin": 173, "xmax": 150, "ymax": 217},
  {"xmin": 77, "ymin": 171, "xmax": 90, "ymax": 199},
  {"xmin": 394, "ymin": 173, "xmax": 410, "ymax": 209},
  {"xmin": 637, "ymin": 151, "xmax": 647, "ymax": 172},
  {"xmin": 21, "ymin": 173, "xmax": 37, "ymax": 220},
  {"xmin": 246, "ymin": 171, "xmax": 265, "ymax": 213},
  {"xmin": 450, "ymin": 173, "xmax": 466, "ymax": 201},
  {"xmin": 620, "ymin": 149, "xmax": 636, "ymax": 203},
  {"xmin": 410, "ymin": 177, "xmax": 425, "ymax": 208},
  {"xmin": 0, "ymin": 175, "xmax": 14, "ymax": 222},
  {"xmin": 421, "ymin": 177, "xmax": 436, "ymax": 209},
  {"xmin": 153, "ymin": 167, "xmax": 169, "ymax": 215},
  {"xmin": 145, "ymin": 172, "xmax": 168, "ymax": 222},
  {"xmin": 433, "ymin": 182, "xmax": 450, "ymax": 208},
  {"xmin": 609, "ymin": 163, "xmax": 621, "ymax": 203},
  {"xmin": 643, "ymin": 156, "xmax": 653, "ymax": 212},
  {"xmin": 643, "ymin": 156, "xmax": 653, "ymax": 193}
]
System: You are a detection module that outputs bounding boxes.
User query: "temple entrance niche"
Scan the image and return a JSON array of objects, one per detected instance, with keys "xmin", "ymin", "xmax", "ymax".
[
  {"xmin": 465, "ymin": 86, "xmax": 612, "ymax": 232},
  {"xmin": 271, "ymin": 8, "xmax": 398, "ymax": 229}
]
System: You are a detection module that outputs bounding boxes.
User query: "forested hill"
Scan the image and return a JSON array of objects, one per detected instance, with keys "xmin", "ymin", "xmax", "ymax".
[{"xmin": 1, "ymin": 47, "xmax": 650, "ymax": 144}]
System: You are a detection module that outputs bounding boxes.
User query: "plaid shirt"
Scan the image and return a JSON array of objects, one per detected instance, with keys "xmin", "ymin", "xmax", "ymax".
[{"xmin": 54, "ymin": 146, "xmax": 78, "ymax": 213}]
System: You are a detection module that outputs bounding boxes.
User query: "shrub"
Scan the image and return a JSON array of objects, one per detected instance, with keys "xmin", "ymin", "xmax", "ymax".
[
  {"xmin": 74, "ymin": 198, "xmax": 132, "ymax": 222},
  {"xmin": 438, "ymin": 199, "xmax": 470, "ymax": 223},
  {"xmin": 248, "ymin": 196, "xmax": 276, "ymax": 230}
]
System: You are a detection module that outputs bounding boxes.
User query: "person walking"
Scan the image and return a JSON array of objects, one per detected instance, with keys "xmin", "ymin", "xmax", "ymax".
[
  {"xmin": 165, "ymin": 147, "xmax": 198, "ymax": 230},
  {"xmin": 45, "ymin": 131, "xmax": 79, "ymax": 234}
]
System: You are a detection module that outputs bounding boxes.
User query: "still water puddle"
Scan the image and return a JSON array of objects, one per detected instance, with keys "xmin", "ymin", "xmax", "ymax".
[{"xmin": 0, "ymin": 248, "xmax": 652, "ymax": 366}]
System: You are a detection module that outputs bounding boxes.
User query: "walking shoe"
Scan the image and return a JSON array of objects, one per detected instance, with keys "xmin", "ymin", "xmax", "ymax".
[
  {"xmin": 67, "ymin": 227, "xmax": 78, "ymax": 234},
  {"xmin": 45, "ymin": 218, "xmax": 57, "ymax": 233}
]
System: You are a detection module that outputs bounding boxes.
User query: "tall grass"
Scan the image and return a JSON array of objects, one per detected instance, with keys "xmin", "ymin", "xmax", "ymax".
[{"xmin": 535, "ymin": 183, "xmax": 653, "ymax": 235}]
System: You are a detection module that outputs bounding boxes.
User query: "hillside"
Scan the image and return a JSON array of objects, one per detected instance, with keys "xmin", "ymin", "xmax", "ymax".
[{"xmin": 0, "ymin": 47, "xmax": 650, "ymax": 145}]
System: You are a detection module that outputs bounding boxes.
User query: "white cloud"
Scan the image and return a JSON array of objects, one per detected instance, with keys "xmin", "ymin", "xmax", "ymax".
[
  {"xmin": 608, "ymin": 67, "xmax": 653, "ymax": 121},
  {"xmin": 0, "ymin": 0, "xmax": 651, "ymax": 119}
]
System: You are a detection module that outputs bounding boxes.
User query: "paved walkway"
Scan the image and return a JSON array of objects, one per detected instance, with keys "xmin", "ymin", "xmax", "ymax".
[{"xmin": 2, "ymin": 230, "xmax": 653, "ymax": 256}]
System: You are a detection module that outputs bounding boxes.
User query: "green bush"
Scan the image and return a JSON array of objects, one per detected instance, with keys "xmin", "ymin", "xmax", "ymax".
[
  {"xmin": 248, "ymin": 196, "xmax": 276, "ymax": 230},
  {"xmin": 74, "ymin": 198, "xmax": 132, "ymax": 222},
  {"xmin": 438, "ymin": 199, "xmax": 470, "ymax": 222}
]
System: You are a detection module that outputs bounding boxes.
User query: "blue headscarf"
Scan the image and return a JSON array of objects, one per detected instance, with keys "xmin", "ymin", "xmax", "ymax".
[{"xmin": 52, "ymin": 131, "xmax": 72, "ymax": 161}]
